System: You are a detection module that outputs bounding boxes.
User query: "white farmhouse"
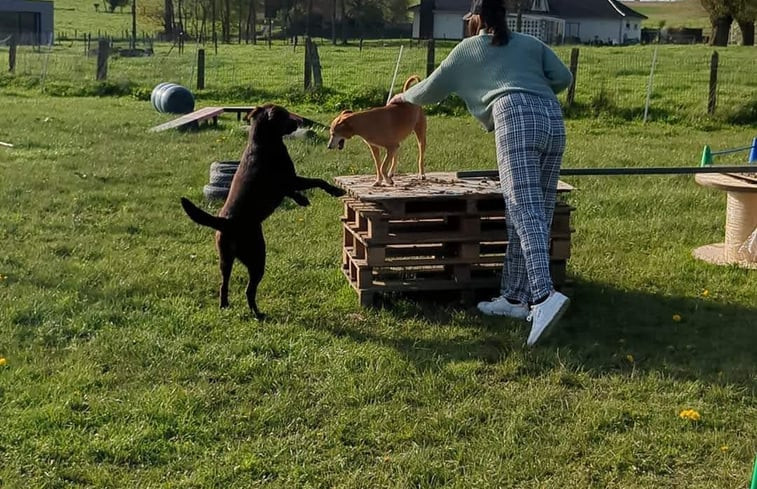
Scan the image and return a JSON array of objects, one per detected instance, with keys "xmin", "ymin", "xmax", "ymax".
[{"xmin": 409, "ymin": 0, "xmax": 647, "ymax": 45}]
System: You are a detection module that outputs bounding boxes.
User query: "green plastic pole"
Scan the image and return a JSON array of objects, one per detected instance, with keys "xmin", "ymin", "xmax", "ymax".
[
  {"xmin": 751, "ymin": 455, "xmax": 757, "ymax": 489},
  {"xmin": 701, "ymin": 145, "xmax": 713, "ymax": 166}
]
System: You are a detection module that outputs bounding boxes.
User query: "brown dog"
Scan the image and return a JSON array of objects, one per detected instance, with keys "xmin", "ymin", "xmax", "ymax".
[
  {"xmin": 327, "ymin": 75, "xmax": 427, "ymax": 186},
  {"xmin": 181, "ymin": 104, "xmax": 345, "ymax": 319}
]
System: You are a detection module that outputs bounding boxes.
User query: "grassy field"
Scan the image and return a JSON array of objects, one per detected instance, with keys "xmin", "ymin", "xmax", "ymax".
[
  {"xmin": 53, "ymin": 0, "xmax": 712, "ymax": 37},
  {"xmin": 0, "ymin": 87, "xmax": 755, "ymax": 487},
  {"xmin": 54, "ymin": 0, "xmax": 163, "ymax": 36},
  {"xmin": 622, "ymin": 0, "xmax": 711, "ymax": 29},
  {"xmin": 2, "ymin": 41, "xmax": 756, "ymax": 127},
  {"xmin": 1, "ymin": 8, "xmax": 756, "ymax": 486}
]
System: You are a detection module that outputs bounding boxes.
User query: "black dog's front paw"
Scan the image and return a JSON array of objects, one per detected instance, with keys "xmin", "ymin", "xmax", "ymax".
[{"xmin": 328, "ymin": 186, "xmax": 346, "ymax": 197}]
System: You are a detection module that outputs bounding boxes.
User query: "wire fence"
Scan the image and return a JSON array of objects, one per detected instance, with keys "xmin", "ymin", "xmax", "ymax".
[{"xmin": 1, "ymin": 37, "xmax": 755, "ymax": 122}]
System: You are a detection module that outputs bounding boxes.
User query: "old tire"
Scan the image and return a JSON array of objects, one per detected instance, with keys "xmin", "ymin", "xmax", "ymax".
[{"xmin": 203, "ymin": 184, "xmax": 229, "ymax": 201}]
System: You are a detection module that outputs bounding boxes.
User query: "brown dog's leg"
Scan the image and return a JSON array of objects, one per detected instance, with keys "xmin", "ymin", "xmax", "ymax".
[
  {"xmin": 387, "ymin": 150, "xmax": 400, "ymax": 179},
  {"xmin": 366, "ymin": 144, "xmax": 383, "ymax": 186},
  {"xmin": 381, "ymin": 146, "xmax": 399, "ymax": 185},
  {"xmin": 415, "ymin": 112, "xmax": 427, "ymax": 180}
]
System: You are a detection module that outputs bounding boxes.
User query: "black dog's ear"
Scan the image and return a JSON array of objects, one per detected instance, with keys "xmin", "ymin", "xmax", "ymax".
[{"xmin": 244, "ymin": 106, "xmax": 263, "ymax": 123}]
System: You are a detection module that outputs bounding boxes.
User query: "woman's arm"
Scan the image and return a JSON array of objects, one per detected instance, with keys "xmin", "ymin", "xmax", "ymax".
[
  {"xmin": 388, "ymin": 44, "xmax": 466, "ymax": 105},
  {"xmin": 543, "ymin": 46, "xmax": 572, "ymax": 94}
]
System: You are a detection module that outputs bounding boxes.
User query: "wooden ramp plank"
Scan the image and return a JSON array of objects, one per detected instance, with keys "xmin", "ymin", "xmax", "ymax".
[{"xmin": 149, "ymin": 107, "xmax": 224, "ymax": 133}]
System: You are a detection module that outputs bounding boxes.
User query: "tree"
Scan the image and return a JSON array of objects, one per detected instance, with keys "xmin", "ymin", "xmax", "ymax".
[
  {"xmin": 701, "ymin": 0, "xmax": 733, "ymax": 45},
  {"xmin": 164, "ymin": 0, "xmax": 176, "ymax": 39},
  {"xmin": 730, "ymin": 0, "xmax": 756, "ymax": 45}
]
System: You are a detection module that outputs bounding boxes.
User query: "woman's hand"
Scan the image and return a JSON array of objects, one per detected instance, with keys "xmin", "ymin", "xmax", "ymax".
[{"xmin": 386, "ymin": 93, "xmax": 405, "ymax": 106}]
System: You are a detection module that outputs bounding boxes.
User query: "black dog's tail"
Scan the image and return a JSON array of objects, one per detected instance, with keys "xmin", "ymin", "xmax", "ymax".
[{"xmin": 181, "ymin": 197, "xmax": 229, "ymax": 232}]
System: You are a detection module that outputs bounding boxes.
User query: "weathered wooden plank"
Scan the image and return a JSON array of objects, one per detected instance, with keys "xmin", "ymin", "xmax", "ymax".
[{"xmin": 149, "ymin": 107, "xmax": 224, "ymax": 132}]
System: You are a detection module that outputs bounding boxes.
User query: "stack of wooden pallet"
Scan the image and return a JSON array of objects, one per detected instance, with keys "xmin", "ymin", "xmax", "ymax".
[{"xmin": 335, "ymin": 173, "xmax": 574, "ymax": 307}]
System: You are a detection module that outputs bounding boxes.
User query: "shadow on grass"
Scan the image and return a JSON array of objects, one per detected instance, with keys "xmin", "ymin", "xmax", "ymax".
[{"xmin": 321, "ymin": 279, "xmax": 756, "ymax": 389}]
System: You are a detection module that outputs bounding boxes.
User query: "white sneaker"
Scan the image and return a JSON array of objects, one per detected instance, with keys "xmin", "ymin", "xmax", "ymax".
[
  {"xmin": 526, "ymin": 291, "xmax": 570, "ymax": 347},
  {"xmin": 477, "ymin": 295, "xmax": 530, "ymax": 320}
]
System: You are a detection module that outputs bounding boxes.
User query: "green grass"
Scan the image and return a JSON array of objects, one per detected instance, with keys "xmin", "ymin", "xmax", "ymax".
[
  {"xmin": 56, "ymin": 0, "xmax": 712, "ymax": 38},
  {"xmin": 54, "ymin": 0, "xmax": 163, "ymax": 37},
  {"xmin": 2, "ymin": 42, "xmax": 756, "ymax": 126},
  {"xmin": 0, "ymin": 91, "xmax": 755, "ymax": 487},
  {"xmin": 621, "ymin": 0, "xmax": 711, "ymax": 30}
]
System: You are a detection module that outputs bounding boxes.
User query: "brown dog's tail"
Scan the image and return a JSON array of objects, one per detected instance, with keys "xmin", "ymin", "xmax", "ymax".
[
  {"xmin": 402, "ymin": 75, "xmax": 421, "ymax": 92},
  {"xmin": 181, "ymin": 197, "xmax": 230, "ymax": 232}
]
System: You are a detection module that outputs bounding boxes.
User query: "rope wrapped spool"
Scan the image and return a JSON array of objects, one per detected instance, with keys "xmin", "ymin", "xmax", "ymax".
[
  {"xmin": 693, "ymin": 173, "xmax": 757, "ymax": 268},
  {"xmin": 725, "ymin": 192, "xmax": 757, "ymax": 261}
]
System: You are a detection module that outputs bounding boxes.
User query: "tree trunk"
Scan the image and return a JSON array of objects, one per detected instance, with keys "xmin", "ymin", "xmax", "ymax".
[
  {"xmin": 340, "ymin": 0, "xmax": 347, "ymax": 44},
  {"xmin": 710, "ymin": 15, "xmax": 733, "ymax": 46},
  {"xmin": 212, "ymin": 0, "xmax": 217, "ymax": 52},
  {"xmin": 737, "ymin": 19, "xmax": 755, "ymax": 46},
  {"xmin": 164, "ymin": 0, "xmax": 175, "ymax": 39},
  {"xmin": 306, "ymin": 0, "xmax": 314, "ymax": 37},
  {"xmin": 223, "ymin": 0, "xmax": 231, "ymax": 43},
  {"xmin": 247, "ymin": 0, "xmax": 257, "ymax": 44},
  {"xmin": 200, "ymin": 5, "xmax": 207, "ymax": 43},
  {"xmin": 331, "ymin": 0, "xmax": 337, "ymax": 45},
  {"xmin": 238, "ymin": 0, "xmax": 243, "ymax": 43},
  {"xmin": 131, "ymin": 0, "xmax": 137, "ymax": 49}
]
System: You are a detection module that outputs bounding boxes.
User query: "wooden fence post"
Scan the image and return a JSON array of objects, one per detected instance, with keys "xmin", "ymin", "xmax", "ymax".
[
  {"xmin": 197, "ymin": 48, "xmax": 205, "ymax": 90},
  {"xmin": 707, "ymin": 50, "xmax": 718, "ymax": 116},
  {"xmin": 566, "ymin": 47, "xmax": 579, "ymax": 107},
  {"xmin": 8, "ymin": 35, "xmax": 16, "ymax": 73},
  {"xmin": 304, "ymin": 37, "xmax": 312, "ymax": 90},
  {"xmin": 310, "ymin": 41, "xmax": 322, "ymax": 89},
  {"xmin": 96, "ymin": 38, "xmax": 109, "ymax": 80},
  {"xmin": 426, "ymin": 38, "xmax": 435, "ymax": 77}
]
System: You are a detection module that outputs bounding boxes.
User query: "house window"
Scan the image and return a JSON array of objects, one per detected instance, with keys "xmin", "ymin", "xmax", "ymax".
[
  {"xmin": 531, "ymin": 0, "xmax": 549, "ymax": 12},
  {"xmin": 626, "ymin": 23, "xmax": 630, "ymax": 29}
]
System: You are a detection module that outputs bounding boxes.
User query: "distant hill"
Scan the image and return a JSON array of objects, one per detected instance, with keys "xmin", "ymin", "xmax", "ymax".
[
  {"xmin": 54, "ymin": 0, "xmax": 163, "ymax": 37},
  {"xmin": 621, "ymin": 0, "xmax": 710, "ymax": 29}
]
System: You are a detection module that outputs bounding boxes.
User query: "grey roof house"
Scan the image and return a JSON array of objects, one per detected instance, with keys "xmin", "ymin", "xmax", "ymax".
[{"xmin": 409, "ymin": 0, "xmax": 647, "ymax": 44}]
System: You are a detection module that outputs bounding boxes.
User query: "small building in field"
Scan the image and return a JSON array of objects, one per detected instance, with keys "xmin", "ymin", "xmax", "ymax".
[
  {"xmin": 409, "ymin": 0, "xmax": 647, "ymax": 45},
  {"xmin": 0, "ymin": 0, "xmax": 54, "ymax": 45}
]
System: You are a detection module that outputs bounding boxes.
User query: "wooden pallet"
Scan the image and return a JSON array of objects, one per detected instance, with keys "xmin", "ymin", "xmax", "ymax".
[{"xmin": 335, "ymin": 173, "xmax": 575, "ymax": 307}]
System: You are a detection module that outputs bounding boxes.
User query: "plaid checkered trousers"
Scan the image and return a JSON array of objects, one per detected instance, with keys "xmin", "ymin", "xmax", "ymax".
[{"xmin": 493, "ymin": 92, "xmax": 566, "ymax": 304}]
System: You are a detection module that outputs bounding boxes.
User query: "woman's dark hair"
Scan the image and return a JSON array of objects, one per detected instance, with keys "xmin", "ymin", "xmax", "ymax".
[{"xmin": 467, "ymin": 0, "xmax": 510, "ymax": 46}]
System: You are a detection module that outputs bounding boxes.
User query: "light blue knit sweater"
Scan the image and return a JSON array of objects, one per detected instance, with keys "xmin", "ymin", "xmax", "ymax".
[{"xmin": 402, "ymin": 32, "xmax": 573, "ymax": 131}]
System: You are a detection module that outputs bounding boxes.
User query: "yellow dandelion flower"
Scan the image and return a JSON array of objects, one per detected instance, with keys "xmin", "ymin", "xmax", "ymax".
[
  {"xmin": 672, "ymin": 314, "xmax": 682, "ymax": 322},
  {"xmin": 0, "ymin": 357, "xmax": 6, "ymax": 367},
  {"xmin": 626, "ymin": 354, "xmax": 635, "ymax": 363},
  {"xmin": 720, "ymin": 445, "xmax": 729, "ymax": 452},
  {"xmin": 678, "ymin": 409, "xmax": 701, "ymax": 421},
  {"xmin": 701, "ymin": 289, "xmax": 709, "ymax": 297}
]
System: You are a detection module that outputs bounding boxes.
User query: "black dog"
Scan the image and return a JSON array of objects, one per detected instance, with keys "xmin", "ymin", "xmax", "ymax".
[{"xmin": 181, "ymin": 104, "xmax": 345, "ymax": 319}]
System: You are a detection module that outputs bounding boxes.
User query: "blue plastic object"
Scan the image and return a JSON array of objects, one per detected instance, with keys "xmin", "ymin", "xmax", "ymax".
[{"xmin": 150, "ymin": 83, "xmax": 195, "ymax": 114}]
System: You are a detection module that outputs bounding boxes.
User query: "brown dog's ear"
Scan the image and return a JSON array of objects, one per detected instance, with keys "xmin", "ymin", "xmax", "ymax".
[{"xmin": 340, "ymin": 110, "xmax": 353, "ymax": 116}]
